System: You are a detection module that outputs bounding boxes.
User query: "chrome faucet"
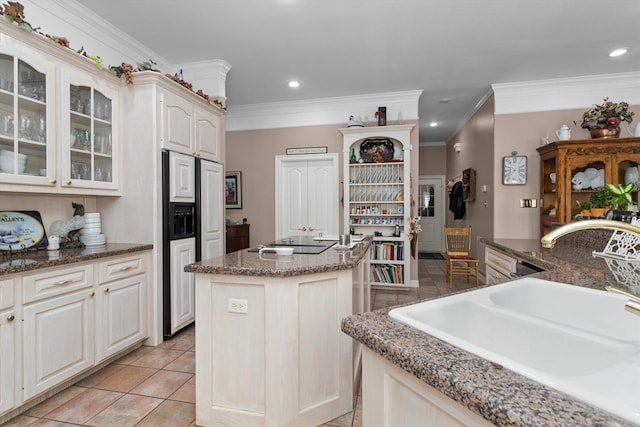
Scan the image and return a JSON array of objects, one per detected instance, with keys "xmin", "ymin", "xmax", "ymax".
[
  {"xmin": 540, "ymin": 219, "xmax": 640, "ymax": 248},
  {"xmin": 540, "ymin": 219, "xmax": 640, "ymax": 316}
]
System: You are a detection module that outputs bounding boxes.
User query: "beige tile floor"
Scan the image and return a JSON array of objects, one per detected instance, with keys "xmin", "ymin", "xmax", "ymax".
[{"xmin": 2, "ymin": 257, "xmax": 476, "ymax": 427}]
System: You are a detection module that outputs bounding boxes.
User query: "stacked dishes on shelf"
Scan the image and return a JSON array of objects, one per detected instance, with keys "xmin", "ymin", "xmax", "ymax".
[{"xmin": 79, "ymin": 212, "xmax": 106, "ymax": 247}]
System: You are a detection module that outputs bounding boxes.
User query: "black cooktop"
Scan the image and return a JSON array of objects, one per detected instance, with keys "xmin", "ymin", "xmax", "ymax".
[{"xmin": 248, "ymin": 236, "xmax": 336, "ymax": 254}]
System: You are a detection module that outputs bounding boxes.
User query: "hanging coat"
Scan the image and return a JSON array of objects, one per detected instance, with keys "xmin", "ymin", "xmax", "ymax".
[{"xmin": 449, "ymin": 181, "xmax": 465, "ymax": 220}]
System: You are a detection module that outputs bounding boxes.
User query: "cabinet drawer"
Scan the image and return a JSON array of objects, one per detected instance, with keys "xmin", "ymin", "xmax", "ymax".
[
  {"xmin": 23, "ymin": 264, "xmax": 93, "ymax": 304},
  {"xmin": 486, "ymin": 265, "xmax": 510, "ymax": 285},
  {"xmin": 485, "ymin": 247, "xmax": 516, "ymax": 277},
  {"xmin": 0, "ymin": 278, "xmax": 14, "ymax": 310},
  {"xmin": 98, "ymin": 254, "xmax": 146, "ymax": 284}
]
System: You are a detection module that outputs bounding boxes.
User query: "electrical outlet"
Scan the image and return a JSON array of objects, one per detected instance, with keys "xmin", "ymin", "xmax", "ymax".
[
  {"xmin": 520, "ymin": 199, "xmax": 538, "ymax": 208},
  {"xmin": 228, "ymin": 298, "xmax": 248, "ymax": 314}
]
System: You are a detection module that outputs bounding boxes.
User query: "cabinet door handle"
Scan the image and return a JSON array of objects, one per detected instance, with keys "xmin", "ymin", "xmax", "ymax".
[
  {"xmin": 298, "ymin": 226, "xmax": 308, "ymax": 231},
  {"xmin": 193, "ymin": 152, "xmax": 199, "ymax": 157},
  {"xmin": 88, "ymin": 291, "xmax": 95, "ymax": 297},
  {"xmin": 53, "ymin": 279, "xmax": 73, "ymax": 286},
  {"xmin": 119, "ymin": 265, "xmax": 133, "ymax": 272},
  {"xmin": 65, "ymin": 180, "xmax": 72, "ymax": 185},
  {"xmin": 308, "ymin": 226, "xmax": 315, "ymax": 231},
  {"xmin": 6, "ymin": 314, "xmax": 14, "ymax": 322},
  {"xmin": 103, "ymin": 288, "xmax": 110, "ymax": 293},
  {"xmin": 50, "ymin": 179, "xmax": 57, "ymax": 184}
]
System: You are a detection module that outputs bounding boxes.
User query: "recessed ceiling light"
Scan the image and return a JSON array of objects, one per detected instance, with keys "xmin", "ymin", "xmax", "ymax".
[
  {"xmin": 609, "ymin": 48, "xmax": 628, "ymax": 57},
  {"xmin": 429, "ymin": 121, "xmax": 438, "ymax": 127},
  {"xmin": 288, "ymin": 80, "xmax": 300, "ymax": 88}
]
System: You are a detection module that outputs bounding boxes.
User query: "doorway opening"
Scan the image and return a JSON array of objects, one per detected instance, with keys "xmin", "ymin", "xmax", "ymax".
[{"xmin": 418, "ymin": 175, "xmax": 446, "ymax": 254}]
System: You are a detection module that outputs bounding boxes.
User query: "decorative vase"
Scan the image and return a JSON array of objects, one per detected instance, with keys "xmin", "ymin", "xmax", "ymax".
[{"xmin": 590, "ymin": 126, "xmax": 620, "ymax": 139}]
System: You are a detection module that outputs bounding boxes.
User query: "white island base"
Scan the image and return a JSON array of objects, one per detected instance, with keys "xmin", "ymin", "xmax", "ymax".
[{"xmin": 195, "ymin": 268, "xmax": 356, "ymax": 427}]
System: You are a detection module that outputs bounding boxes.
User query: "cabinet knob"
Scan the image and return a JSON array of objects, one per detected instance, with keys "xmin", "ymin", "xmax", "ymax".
[
  {"xmin": 88, "ymin": 291, "xmax": 95, "ymax": 297},
  {"xmin": 50, "ymin": 179, "xmax": 57, "ymax": 184},
  {"xmin": 65, "ymin": 180, "xmax": 72, "ymax": 185},
  {"xmin": 309, "ymin": 226, "xmax": 315, "ymax": 231},
  {"xmin": 6, "ymin": 314, "xmax": 14, "ymax": 322},
  {"xmin": 193, "ymin": 152, "xmax": 199, "ymax": 157},
  {"xmin": 103, "ymin": 288, "xmax": 110, "ymax": 293},
  {"xmin": 299, "ymin": 226, "xmax": 308, "ymax": 231}
]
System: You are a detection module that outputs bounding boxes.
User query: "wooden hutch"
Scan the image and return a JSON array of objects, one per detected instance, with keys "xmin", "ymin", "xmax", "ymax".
[{"xmin": 537, "ymin": 137, "xmax": 640, "ymax": 236}]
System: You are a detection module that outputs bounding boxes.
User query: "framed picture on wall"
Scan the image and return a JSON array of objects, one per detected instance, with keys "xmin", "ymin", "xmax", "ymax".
[
  {"xmin": 225, "ymin": 171, "xmax": 242, "ymax": 209},
  {"xmin": 462, "ymin": 168, "xmax": 476, "ymax": 202}
]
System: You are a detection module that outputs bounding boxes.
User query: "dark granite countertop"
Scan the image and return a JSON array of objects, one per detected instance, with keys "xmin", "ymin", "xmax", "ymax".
[
  {"xmin": 185, "ymin": 237, "xmax": 373, "ymax": 277},
  {"xmin": 342, "ymin": 230, "xmax": 639, "ymax": 427},
  {"xmin": 0, "ymin": 243, "xmax": 153, "ymax": 276}
]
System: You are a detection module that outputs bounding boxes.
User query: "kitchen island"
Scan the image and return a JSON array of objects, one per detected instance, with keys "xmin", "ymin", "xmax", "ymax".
[
  {"xmin": 185, "ymin": 238, "xmax": 371, "ymax": 427},
  {"xmin": 342, "ymin": 230, "xmax": 639, "ymax": 427}
]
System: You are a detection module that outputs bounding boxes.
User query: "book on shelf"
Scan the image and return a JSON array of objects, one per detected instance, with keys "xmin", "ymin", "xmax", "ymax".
[
  {"xmin": 370, "ymin": 241, "xmax": 404, "ymax": 261},
  {"xmin": 369, "ymin": 264, "xmax": 404, "ymax": 284}
]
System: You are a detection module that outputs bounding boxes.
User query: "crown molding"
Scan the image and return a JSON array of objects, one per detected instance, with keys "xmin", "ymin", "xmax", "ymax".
[
  {"xmin": 177, "ymin": 59, "xmax": 232, "ymax": 99},
  {"xmin": 23, "ymin": 0, "xmax": 172, "ymax": 70},
  {"xmin": 492, "ymin": 71, "xmax": 640, "ymax": 115},
  {"xmin": 226, "ymin": 90, "xmax": 423, "ymax": 132}
]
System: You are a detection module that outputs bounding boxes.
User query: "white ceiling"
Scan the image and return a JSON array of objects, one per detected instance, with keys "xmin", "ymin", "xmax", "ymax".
[{"xmin": 78, "ymin": 0, "xmax": 640, "ymax": 143}]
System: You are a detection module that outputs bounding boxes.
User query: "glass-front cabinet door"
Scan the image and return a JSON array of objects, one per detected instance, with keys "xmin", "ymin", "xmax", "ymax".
[
  {"xmin": 0, "ymin": 53, "xmax": 54, "ymax": 185},
  {"xmin": 61, "ymin": 69, "xmax": 118, "ymax": 191}
]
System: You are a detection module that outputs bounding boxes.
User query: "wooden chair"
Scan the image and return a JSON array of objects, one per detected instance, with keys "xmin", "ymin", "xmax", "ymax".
[{"xmin": 444, "ymin": 226, "xmax": 479, "ymax": 289}]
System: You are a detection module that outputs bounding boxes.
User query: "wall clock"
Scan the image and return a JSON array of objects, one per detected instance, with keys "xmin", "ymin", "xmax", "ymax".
[{"xmin": 502, "ymin": 152, "xmax": 527, "ymax": 185}]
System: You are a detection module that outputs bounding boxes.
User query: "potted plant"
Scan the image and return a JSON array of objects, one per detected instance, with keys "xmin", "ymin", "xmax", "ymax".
[
  {"xmin": 576, "ymin": 200, "xmax": 592, "ymax": 217},
  {"xmin": 589, "ymin": 187, "xmax": 613, "ymax": 217},
  {"xmin": 577, "ymin": 98, "xmax": 635, "ymax": 139},
  {"xmin": 605, "ymin": 182, "xmax": 636, "ymax": 210}
]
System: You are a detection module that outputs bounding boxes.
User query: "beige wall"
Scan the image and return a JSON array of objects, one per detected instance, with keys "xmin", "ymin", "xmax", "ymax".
[
  {"xmin": 418, "ymin": 145, "xmax": 446, "ymax": 176},
  {"xmin": 226, "ymin": 120, "xmax": 420, "ymax": 283},
  {"xmin": 446, "ymin": 96, "xmax": 495, "ymax": 258},
  {"xmin": 493, "ymin": 104, "xmax": 640, "ymax": 240}
]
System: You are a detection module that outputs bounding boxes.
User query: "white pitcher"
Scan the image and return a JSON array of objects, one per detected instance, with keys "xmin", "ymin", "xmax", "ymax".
[
  {"xmin": 627, "ymin": 123, "xmax": 640, "ymax": 137},
  {"xmin": 556, "ymin": 124, "xmax": 571, "ymax": 140}
]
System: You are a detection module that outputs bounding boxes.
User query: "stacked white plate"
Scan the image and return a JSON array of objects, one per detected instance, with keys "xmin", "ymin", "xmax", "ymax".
[{"xmin": 79, "ymin": 213, "xmax": 106, "ymax": 247}]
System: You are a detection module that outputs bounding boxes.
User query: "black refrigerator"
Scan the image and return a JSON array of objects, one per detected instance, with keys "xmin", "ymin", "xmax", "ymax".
[{"xmin": 161, "ymin": 149, "xmax": 224, "ymax": 339}]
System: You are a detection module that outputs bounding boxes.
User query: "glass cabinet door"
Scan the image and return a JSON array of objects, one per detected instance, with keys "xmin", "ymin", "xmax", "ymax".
[
  {"xmin": 67, "ymin": 83, "xmax": 114, "ymax": 187},
  {"xmin": 0, "ymin": 55, "xmax": 51, "ymax": 181}
]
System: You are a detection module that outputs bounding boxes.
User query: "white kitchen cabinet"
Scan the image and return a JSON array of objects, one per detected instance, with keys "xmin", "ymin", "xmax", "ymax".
[
  {"xmin": 170, "ymin": 238, "xmax": 196, "ymax": 335},
  {"xmin": 341, "ymin": 125, "xmax": 415, "ymax": 288},
  {"xmin": 0, "ymin": 278, "xmax": 15, "ymax": 416},
  {"xmin": 22, "ymin": 287, "xmax": 95, "ymax": 399},
  {"xmin": 200, "ymin": 159, "xmax": 225, "ymax": 259},
  {"xmin": 96, "ymin": 254, "xmax": 147, "ymax": 362},
  {"xmin": 60, "ymin": 68, "xmax": 120, "ymax": 192},
  {"xmin": 484, "ymin": 246, "xmax": 517, "ymax": 285},
  {"xmin": 0, "ymin": 18, "xmax": 121, "ymax": 195},
  {"xmin": 161, "ymin": 88, "xmax": 222, "ymax": 162},
  {"xmin": 362, "ymin": 348, "xmax": 495, "ymax": 427},
  {"xmin": 275, "ymin": 154, "xmax": 339, "ymax": 239}
]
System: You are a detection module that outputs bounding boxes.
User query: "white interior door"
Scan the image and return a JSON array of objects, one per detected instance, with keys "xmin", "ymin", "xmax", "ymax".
[
  {"xmin": 418, "ymin": 176, "xmax": 445, "ymax": 253},
  {"xmin": 275, "ymin": 154, "xmax": 338, "ymax": 240}
]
